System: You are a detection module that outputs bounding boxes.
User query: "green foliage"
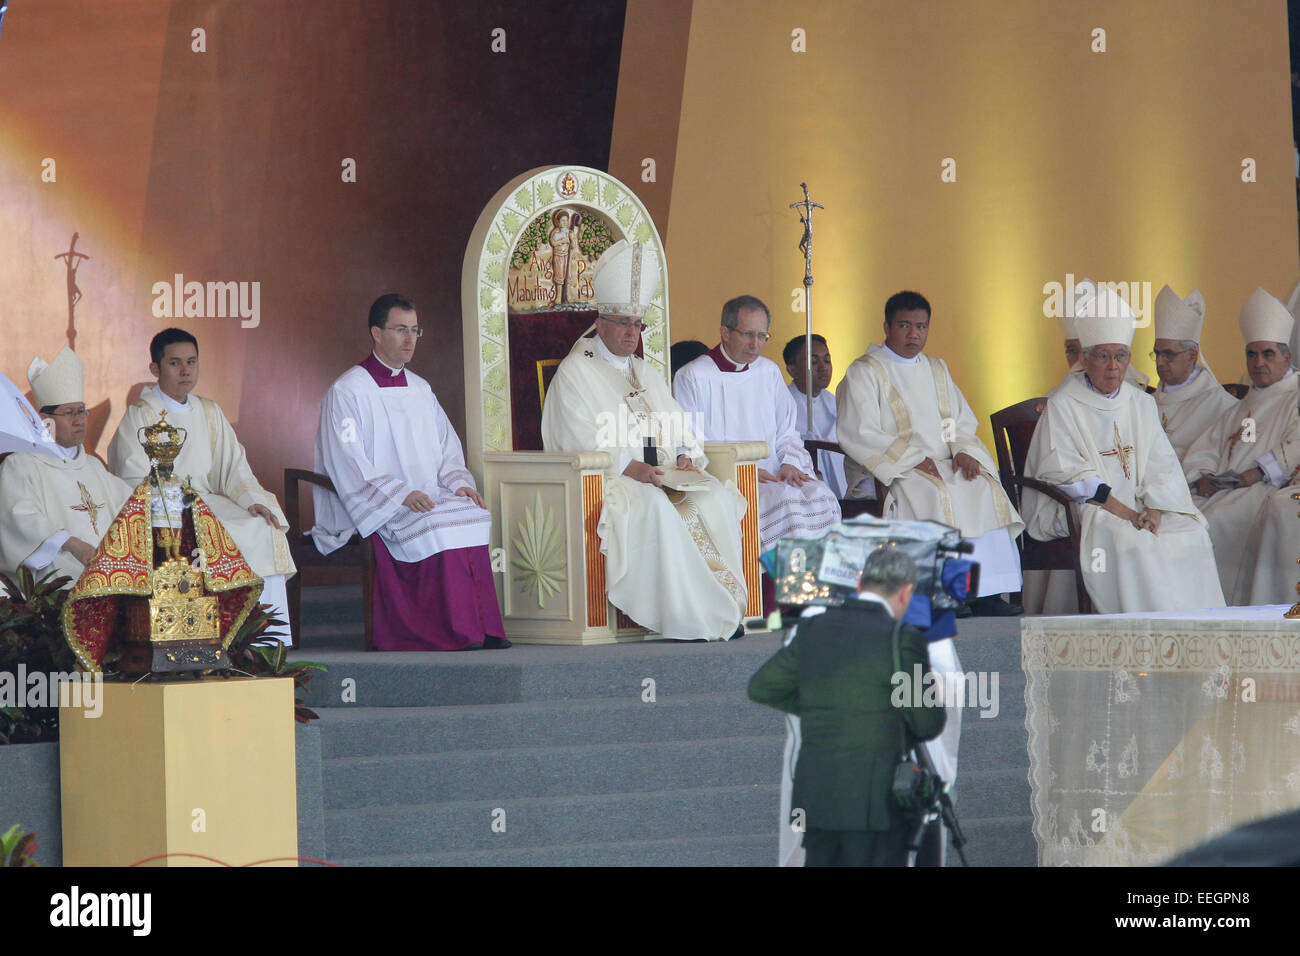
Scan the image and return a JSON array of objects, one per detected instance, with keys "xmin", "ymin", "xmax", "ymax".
[
  {"xmin": 224, "ymin": 602, "xmax": 323, "ymax": 724},
  {"xmin": 577, "ymin": 215, "xmax": 615, "ymax": 260},
  {"xmin": 2, "ymin": 824, "xmax": 39, "ymax": 867},
  {"xmin": 0, "ymin": 568, "xmax": 75, "ymax": 745},
  {"xmin": 511, "ymin": 213, "xmax": 552, "ymax": 269}
]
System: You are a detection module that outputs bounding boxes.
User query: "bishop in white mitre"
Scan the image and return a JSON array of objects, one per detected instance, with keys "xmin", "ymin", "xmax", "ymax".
[
  {"xmin": 0, "ymin": 348, "xmax": 131, "ymax": 587},
  {"xmin": 108, "ymin": 328, "xmax": 297, "ymax": 641},
  {"xmin": 1023, "ymin": 280, "xmax": 1224, "ymax": 613},
  {"xmin": 1151, "ymin": 285, "xmax": 1239, "ymax": 461},
  {"xmin": 836, "ymin": 291, "xmax": 1024, "ymax": 615},
  {"xmin": 1058, "ymin": 287, "xmax": 1150, "ymax": 390},
  {"xmin": 542, "ymin": 240, "xmax": 749, "ymax": 641},
  {"xmin": 311, "ymin": 294, "xmax": 508, "ymax": 651},
  {"xmin": 673, "ymin": 295, "xmax": 840, "ymax": 551},
  {"xmin": 1182, "ymin": 287, "xmax": 1300, "ymax": 605}
]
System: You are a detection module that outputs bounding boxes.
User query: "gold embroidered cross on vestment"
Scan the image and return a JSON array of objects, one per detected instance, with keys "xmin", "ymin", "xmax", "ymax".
[
  {"xmin": 72, "ymin": 480, "xmax": 105, "ymax": 535},
  {"xmin": 1100, "ymin": 422, "xmax": 1135, "ymax": 480}
]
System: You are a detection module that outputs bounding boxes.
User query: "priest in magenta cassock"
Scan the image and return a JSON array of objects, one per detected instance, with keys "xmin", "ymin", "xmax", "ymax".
[
  {"xmin": 673, "ymin": 295, "xmax": 840, "ymax": 550},
  {"xmin": 541, "ymin": 240, "xmax": 749, "ymax": 641},
  {"xmin": 0, "ymin": 348, "xmax": 131, "ymax": 586},
  {"xmin": 1182, "ymin": 287, "xmax": 1300, "ymax": 605},
  {"xmin": 1022, "ymin": 280, "xmax": 1224, "ymax": 613},
  {"xmin": 1151, "ymin": 285, "xmax": 1238, "ymax": 462},
  {"xmin": 311, "ymin": 293, "xmax": 509, "ymax": 651},
  {"xmin": 835, "ymin": 291, "xmax": 1024, "ymax": 615}
]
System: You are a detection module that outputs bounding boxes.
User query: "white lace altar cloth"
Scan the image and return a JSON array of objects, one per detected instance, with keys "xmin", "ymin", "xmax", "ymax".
[{"xmin": 1022, "ymin": 606, "xmax": 1300, "ymax": 865}]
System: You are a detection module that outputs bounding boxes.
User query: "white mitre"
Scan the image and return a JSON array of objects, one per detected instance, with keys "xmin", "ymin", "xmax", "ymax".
[
  {"xmin": 591, "ymin": 239, "xmax": 661, "ymax": 318},
  {"xmin": 1284, "ymin": 278, "xmax": 1300, "ymax": 369},
  {"xmin": 1056, "ymin": 311, "xmax": 1079, "ymax": 341},
  {"xmin": 27, "ymin": 346, "xmax": 84, "ymax": 408},
  {"xmin": 1154, "ymin": 285, "xmax": 1206, "ymax": 342},
  {"xmin": 1072, "ymin": 279, "xmax": 1135, "ymax": 348},
  {"xmin": 1239, "ymin": 287, "xmax": 1293, "ymax": 346}
]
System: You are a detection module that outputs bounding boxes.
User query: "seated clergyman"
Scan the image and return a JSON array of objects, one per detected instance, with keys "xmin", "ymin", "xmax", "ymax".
[
  {"xmin": 1023, "ymin": 280, "xmax": 1225, "ymax": 613},
  {"xmin": 1182, "ymin": 287, "xmax": 1300, "ymax": 605},
  {"xmin": 673, "ymin": 295, "xmax": 840, "ymax": 550},
  {"xmin": 108, "ymin": 328, "xmax": 297, "ymax": 642},
  {"xmin": 312, "ymin": 293, "xmax": 509, "ymax": 651},
  {"xmin": 0, "ymin": 348, "xmax": 131, "ymax": 585},
  {"xmin": 541, "ymin": 240, "xmax": 749, "ymax": 641},
  {"xmin": 1150, "ymin": 285, "xmax": 1238, "ymax": 461},
  {"xmin": 835, "ymin": 291, "xmax": 1024, "ymax": 616}
]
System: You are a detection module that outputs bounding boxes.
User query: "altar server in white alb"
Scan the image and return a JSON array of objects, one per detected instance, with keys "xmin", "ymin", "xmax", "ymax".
[
  {"xmin": 673, "ymin": 296, "xmax": 840, "ymax": 549},
  {"xmin": 1023, "ymin": 280, "xmax": 1224, "ymax": 613},
  {"xmin": 1183, "ymin": 287, "xmax": 1300, "ymax": 605},
  {"xmin": 1151, "ymin": 285, "xmax": 1238, "ymax": 461},
  {"xmin": 311, "ymin": 294, "xmax": 508, "ymax": 651},
  {"xmin": 542, "ymin": 240, "xmax": 749, "ymax": 641},
  {"xmin": 836, "ymin": 291, "xmax": 1024, "ymax": 615},
  {"xmin": 108, "ymin": 328, "xmax": 297, "ymax": 640},
  {"xmin": 0, "ymin": 348, "xmax": 131, "ymax": 586}
]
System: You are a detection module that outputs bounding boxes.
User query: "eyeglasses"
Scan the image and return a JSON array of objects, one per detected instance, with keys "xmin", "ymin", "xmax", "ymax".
[
  {"xmin": 1149, "ymin": 349, "xmax": 1191, "ymax": 362},
  {"xmin": 385, "ymin": 325, "xmax": 423, "ymax": 337},
  {"xmin": 600, "ymin": 316, "xmax": 646, "ymax": 331},
  {"xmin": 47, "ymin": 406, "xmax": 89, "ymax": 419},
  {"xmin": 1087, "ymin": 350, "xmax": 1130, "ymax": 365},
  {"xmin": 729, "ymin": 329, "xmax": 771, "ymax": 343}
]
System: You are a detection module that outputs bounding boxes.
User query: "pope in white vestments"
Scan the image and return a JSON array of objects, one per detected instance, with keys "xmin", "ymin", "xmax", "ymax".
[
  {"xmin": 541, "ymin": 240, "xmax": 749, "ymax": 641},
  {"xmin": 311, "ymin": 294, "xmax": 508, "ymax": 651},
  {"xmin": 1183, "ymin": 287, "xmax": 1300, "ymax": 605},
  {"xmin": 108, "ymin": 329, "xmax": 296, "ymax": 640},
  {"xmin": 0, "ymin": 348, "xmax": 131, "ymax": 586},
  {"xmin": 836, "ymin": 291, "xmax": 1024, "ymax": 613},
  {"xmin": 673, "ymin": 295, "xmax": 839, "ymax": 550},
  {"xmin": 1151, "ymin": 285, "xmax": 1239, "ymax": 461},
  {"xmin": 1023, "ymin": 281, "xmax": 1224, "ymax": 613}
]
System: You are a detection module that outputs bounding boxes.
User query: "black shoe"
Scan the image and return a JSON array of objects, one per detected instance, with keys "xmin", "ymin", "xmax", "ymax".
[
  {"xmin": 970, "ymin": 596, "xmax": 1024, "ymax": 617},
  {"xmin": 483, "ymin": 635, "xmax": 513, "ymax": 649},
  {"xmin": 955, "ymin": 604, "xmax": 973, "ymax": 619},
  {"xmin": 729, "ymin": 626, "xmax": 745, "ymax": 641}
]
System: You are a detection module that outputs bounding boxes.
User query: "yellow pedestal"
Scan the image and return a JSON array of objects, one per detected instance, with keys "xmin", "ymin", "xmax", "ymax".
[{"xmin": 59, "ymin": 677, "xmax": 298, "ymax": 867}]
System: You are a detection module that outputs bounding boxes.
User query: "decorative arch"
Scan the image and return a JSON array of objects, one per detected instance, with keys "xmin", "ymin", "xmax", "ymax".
[{"xmin": 460, "ymin": 165, "xmax": 669, "ymax": 477}]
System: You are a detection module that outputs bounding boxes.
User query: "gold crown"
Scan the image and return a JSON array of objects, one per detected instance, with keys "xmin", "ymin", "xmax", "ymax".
[{"xmin": 137, "ymin": 410, "xmax": 188, "ymax": 479}]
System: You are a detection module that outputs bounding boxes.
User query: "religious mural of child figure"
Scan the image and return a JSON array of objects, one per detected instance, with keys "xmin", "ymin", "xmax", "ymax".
[{"xmin": 547, "ymin": 207, "xmax": 583, "ymax": 305}]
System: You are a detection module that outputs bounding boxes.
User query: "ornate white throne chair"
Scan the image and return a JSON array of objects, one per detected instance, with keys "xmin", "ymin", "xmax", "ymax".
[{"xmin": 461, "ymin": 165, "xmax": 766, "ymax": 644}]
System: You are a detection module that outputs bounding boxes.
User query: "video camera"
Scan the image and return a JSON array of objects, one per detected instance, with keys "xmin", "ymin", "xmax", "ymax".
[{"xmin": 760, "ymin": 515, "xmax": 979, "ymax": 639}]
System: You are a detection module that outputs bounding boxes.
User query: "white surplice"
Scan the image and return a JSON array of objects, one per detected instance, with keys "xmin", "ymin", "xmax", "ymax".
[
  {"xmin": 787, "ymin": 384, "xmax": 850, "ymax": 499},
  {"xmin": 1153, "ymin": 364, "xmax": 1240, "ymax": 461},
  {"xmin": 835, "ymin": 344, "xmax": 1024, "ymax": 595},
  {"xmin": 1181, "ymin": 369, "xmax": 1300, "ymax": 605},
  {"xmin": 311, "ymin": 361, "xmax": 491, "ymax": 561},
  {"xmin": 0, "ymin": 446, "xmax": 132, "ymax": 586},
  {"xmin": 542, "ymin": 333, "xmax": 749, "ymax": 641},
  {"xmin": 674, "ymin": 351, "xmax": 840, "ymax": 548},
  {"xmin": 1023, "ymin": 371, "xmax": 1224, "ymax": 613}
]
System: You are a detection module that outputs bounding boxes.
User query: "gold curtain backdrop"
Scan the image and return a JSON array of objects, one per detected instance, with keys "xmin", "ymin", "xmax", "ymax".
[{"xmin": 611, "ymin": 0, "xmax": 1298, "ymax": 444}]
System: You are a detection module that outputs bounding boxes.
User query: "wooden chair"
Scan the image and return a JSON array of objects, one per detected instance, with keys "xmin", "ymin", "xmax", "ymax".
[
  {"xmin": 989, "ymin": 398, "xmax": 1093, "ymax": 614},
  {"xmin": 283, "ymin": 468, "xmax": 374, "ymax": 650},
  {"xmin": 802, "ymin": 438, "xmax": 884, "ymax": 519}
]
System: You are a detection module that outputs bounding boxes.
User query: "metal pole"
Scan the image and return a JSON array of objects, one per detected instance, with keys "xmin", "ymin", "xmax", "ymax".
[{"xmin": 789, "ymin": 184, "xmax": 824, "ymax": 439}]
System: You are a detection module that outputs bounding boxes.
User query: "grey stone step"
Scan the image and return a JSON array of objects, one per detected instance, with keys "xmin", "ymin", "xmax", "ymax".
[
  {"xmin": 342, "ymin": 832, "xmax": 777, "ymax": 867},
  {"xmin": 949, "ymin": 767, "xmax": 1031, "ymax": 821},
  {"xmin": 294, "ymin": 634, "xmax": 790, "ymax": 709},
  {"xmin": 315, "ymin": 696, "xmax": 785, "ymax": 758},
  {"xmin": 956, "ymin": 713, "xmax": 1029, "ymax": 768},
  {"xmin": 947, "ymin": 814, "xmax": 1038, "ymax": 867},
  {"xmin": 323, "ymin": 783, "xmax": 779, "ymax": 857},
  {"xmin": 322, "ymin": 735, "xmax": 784, "ymax": 810}
]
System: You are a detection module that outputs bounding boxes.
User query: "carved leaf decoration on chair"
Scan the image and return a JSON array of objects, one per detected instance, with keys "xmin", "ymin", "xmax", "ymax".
[{"xmin": 511, "ymin": 491, "xmax": 566, "ymax": 608}]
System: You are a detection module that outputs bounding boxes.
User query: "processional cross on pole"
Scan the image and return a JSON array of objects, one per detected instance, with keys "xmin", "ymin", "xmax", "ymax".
[{"xmin": 789, "ymin": 184, "xmax": 824, "ymax": 439}]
